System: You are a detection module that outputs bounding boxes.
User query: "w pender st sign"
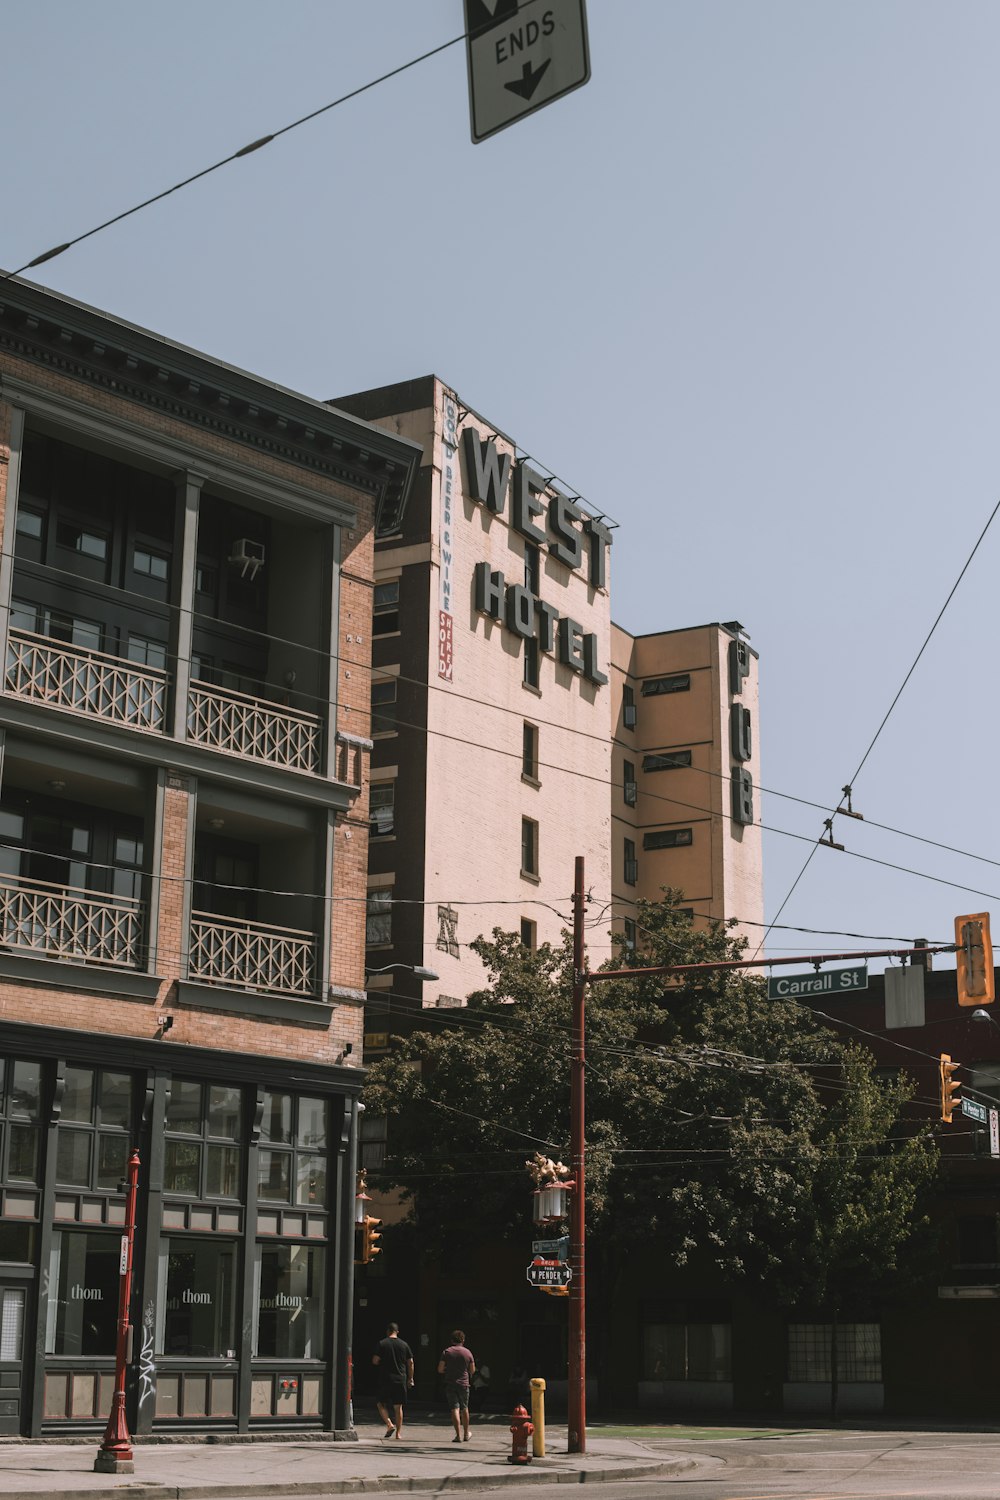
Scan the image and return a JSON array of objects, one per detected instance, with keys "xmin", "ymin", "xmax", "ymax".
[{"xmin": 464, "ymin": 0, "xmax": 591, "ymax": 143}]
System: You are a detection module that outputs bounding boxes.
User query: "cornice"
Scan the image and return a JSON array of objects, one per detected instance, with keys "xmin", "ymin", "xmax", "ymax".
[{"xmin": 0, "ymin": 275, "xmax": 422, "ymax": 530}]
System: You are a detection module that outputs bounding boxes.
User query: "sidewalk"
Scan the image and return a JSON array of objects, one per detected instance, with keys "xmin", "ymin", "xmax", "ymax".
[{"xmin": 0, "ymin": 1419, "xmax": 691, "ymax": 1498}]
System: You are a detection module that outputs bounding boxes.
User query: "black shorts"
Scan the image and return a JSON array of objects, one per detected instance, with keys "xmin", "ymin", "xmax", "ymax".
[{"xmin": 378, "ymin": 1379, "xmax": 406, "ymax": 1407}]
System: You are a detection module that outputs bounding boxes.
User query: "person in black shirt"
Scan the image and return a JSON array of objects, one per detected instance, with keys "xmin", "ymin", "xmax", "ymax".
[{"xmin": 373, "ymin": 1322, "xmax": 414, "ymax": 1439}]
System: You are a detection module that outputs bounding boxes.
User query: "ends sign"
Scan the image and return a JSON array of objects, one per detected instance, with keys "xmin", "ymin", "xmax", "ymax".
[{"xmin": 464, "ymin": 0, "xmax": 591, "ymax": 143}]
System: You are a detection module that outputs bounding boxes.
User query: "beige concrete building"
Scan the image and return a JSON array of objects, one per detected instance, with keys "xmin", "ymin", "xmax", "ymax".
[{"xmin": 334, "ymin": 377, "xmax": 764, "ymax": 1020}]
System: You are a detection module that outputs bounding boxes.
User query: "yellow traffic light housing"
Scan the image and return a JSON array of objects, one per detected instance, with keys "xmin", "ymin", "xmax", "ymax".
[
  {"xmin": 955, "ymin": 913, "xmax": 994, "ymax": 1006},
  {"xmin": 939, "ymin": 1053, "xmax": 961, "ymax": 1123},
  {"xmin": 363, "ymin": 1215, "xmax": 382, "ymax": 1263}
]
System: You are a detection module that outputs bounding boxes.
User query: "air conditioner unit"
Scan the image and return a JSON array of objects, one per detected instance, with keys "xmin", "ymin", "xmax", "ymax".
[
  {"xmin": 228, "ymin": 538, "xmax": 265, "ymax": 580},
  {"xmin": 624, "ymin": 781, "xmax": 638, "ymax": 807}
]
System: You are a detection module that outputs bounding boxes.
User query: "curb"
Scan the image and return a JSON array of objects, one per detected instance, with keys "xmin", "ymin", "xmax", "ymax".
[{"xmin": 0, "ymin": 1457, "xmax": 694, "ymax": 1499}]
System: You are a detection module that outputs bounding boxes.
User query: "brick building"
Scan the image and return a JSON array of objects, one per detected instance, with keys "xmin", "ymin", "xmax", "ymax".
[{"xmin": 0, "ymin": 275, "xmax": 420, "ymax": 1435}]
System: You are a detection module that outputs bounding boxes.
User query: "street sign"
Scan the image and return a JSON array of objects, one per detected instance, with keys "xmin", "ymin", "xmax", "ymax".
[
  {"xmin": 991, "ymin": 1108, "xmax": 999, "ymax": 1158},
  {"xmin": 464, "ymin": 0, "xmax": 590, "ymax": 144},
  {"xmin": 767, "ymin": 964, "xmax": 868, "ymax": 1001},
  {"xmin": 526, "ymin": 1258, "xmax": 572, "ymax": 1288},
  {"xmin": 532, "ymin": 1236, "xmax": 569, "ymax": 1260},
  {"xmin": 962, "ymin": 1097, "xmax": 988, "ymax": 1124}
]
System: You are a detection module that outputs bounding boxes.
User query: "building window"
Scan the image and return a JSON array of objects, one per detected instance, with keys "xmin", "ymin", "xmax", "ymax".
[
  {"xmin": 372, "ymin": 679, "xmax": 397, "ymax": 734},
  {"xmin": 522, "ymin": 722, "xmax": 539, "ymax": 781},
  {"xmin": 643, "ymin": 750, "xmax": 692, "ymax": 772},
  {"xmin": 623, "ymin": 918, "xmax": 637, "ymax": 952},
  {"xmin": 158, "ymin": 1238, "xmax": 238, "ymax": 1358},
  {"xmin": 56, "ymin": 1066, "xmax": 134, "ymax": 1193},
  {"xmin": 523, "ymin": 638, "xmax": 540, "ymax": 689},
  {"xmin": 0, "ymin": 1058, "xmax": 42, "ymax": 1187},
  {"xmin": 787, "ymin": 1323, "xmax": 882, "ymax": 1383},
  {"xmin": 524, "ymin": 543, "xmax": 540, "ymax": 595},
  {"xmin": 253, "ymin": 1243, "xmax": 327, "ymax": 1359},
  {"xmin": 641, "ymin": 674, "xmax": 690, "ymax": 696},
  {"xmin": 520, "ymin": 918, "xmax": 536, "ymax": 949},
  {"xmin": 133, "ymin": 547, "xmax": 169, "ymax": 582},
  {"xmin": 127, "ymin": 634, "xmax": 168, "ymax": 671},
  {"xmin": 622, "ymin": 684, "xmax": 636, "ymax": 730},
  {"xmin": 373, "ymin": 580, "xmax": 400, "ymax": 636},
  {"xmin": 257, "ymin": 1092, "xmax": 329, "ymax": 1208},
  {"xmin": 45, "ymin": 1231, "xmax": 121, "ymax": 1355},
  {"xmin": 163, "ymin": 1081, "xmax": 243, "ymax": 1200},
  {"xmin": 643, "ymin": 1316, "xmax": 732, "ymax": 1382},
  {"xmin": 370, "ymin": 783, "xmax": 395, "ymax": 837},
  {"xmin": 623, "ymin": 760, "xmax": 637, "ymax": 807},
  {"xmin": 56, "ymin": 521, "xmax": 108, "ymax": 562},
  {"xmin": 366, "ymin": 888, "xmax": 393, "ymax": 948},
  {"xmin": 643, "ymin": 829, "xmax": 693, "ymax": 851},
  {"xmin": 521, "ymin": 818, "xmax": 538, "ymax": 878},
  {"xmin": 624, "ymin": 839, "xmax": 637, "ymax": 886}
]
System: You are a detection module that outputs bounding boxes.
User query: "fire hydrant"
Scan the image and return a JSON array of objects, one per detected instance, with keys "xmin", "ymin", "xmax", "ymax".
[{"xmin": 508, "ymin": 1404, "xmax": 534, "ymax": 1464}]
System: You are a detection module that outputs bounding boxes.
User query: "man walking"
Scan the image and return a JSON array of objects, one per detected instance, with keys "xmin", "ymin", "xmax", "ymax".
[
  {"xmin": 437, "ymin": 1328, "xmax": 476, "ymax": 1443},
  {"xmin": 373, "ymin": 1322, "xmax": 414, "ymax": 1439}
]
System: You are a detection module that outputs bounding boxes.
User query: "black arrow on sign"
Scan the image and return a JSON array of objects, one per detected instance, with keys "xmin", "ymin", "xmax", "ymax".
[{"xmin": 504, "ymin": 59, "xmax": 551, "ymax": 101}]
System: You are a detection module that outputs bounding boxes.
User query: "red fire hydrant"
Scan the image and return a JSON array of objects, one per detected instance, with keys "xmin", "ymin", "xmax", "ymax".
[{"xmin": 508, "ymin": 1404, "xmax": 534, "ymax": 1464}]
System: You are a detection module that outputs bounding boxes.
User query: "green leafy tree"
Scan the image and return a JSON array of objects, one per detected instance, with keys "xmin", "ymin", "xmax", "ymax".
[{"xmin": 364, "ymin": 893, "xmax": 937, "ymax": 1403}]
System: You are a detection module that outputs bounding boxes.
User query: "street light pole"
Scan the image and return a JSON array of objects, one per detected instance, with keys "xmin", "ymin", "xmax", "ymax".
[
  {"xmin": 95, "ymin": 1149, "xmax": 140, "ymax": 1474},
  {"xmin": 567, "ymin": 855, "xmax": 586, "ymax": 1454}
]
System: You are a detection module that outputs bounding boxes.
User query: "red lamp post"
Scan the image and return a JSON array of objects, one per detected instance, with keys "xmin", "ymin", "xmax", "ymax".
[{"xmin": 94, "ymin": 1149, "xmax": 140, "ymax": 1474}]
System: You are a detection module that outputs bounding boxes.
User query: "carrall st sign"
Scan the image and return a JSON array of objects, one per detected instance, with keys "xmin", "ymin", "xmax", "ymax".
[{"xmin": 462, "ymin": 426, "xmax": 610, "ymax": 687}]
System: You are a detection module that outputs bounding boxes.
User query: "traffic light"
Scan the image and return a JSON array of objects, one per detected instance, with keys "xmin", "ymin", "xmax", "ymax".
[
  {"xmin": 362, "ymin": 1215, "xmax": 382, "ymax": 1263},
  {"xmin": 939, "ymin": 1054, "xmax": 961, "ymax": 1123},
  {"xmin": 955, "ymin": 913, "xmax": 994, "ymax": 1006}
]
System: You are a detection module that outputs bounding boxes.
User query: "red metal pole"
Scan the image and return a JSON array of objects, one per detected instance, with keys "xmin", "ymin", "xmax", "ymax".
[
  {"xmin": 567, "ymin": 855, "xmax": 586, "ymax": 1453},
  {"xmin": 95, "ymin": 1149, "xmax": 140, "ymax": 1473}
]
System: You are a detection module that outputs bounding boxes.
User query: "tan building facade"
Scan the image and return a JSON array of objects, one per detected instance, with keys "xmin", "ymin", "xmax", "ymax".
[{"xmin": 0, "ymin": 275, "xmax": 420, "ymax": 1435}]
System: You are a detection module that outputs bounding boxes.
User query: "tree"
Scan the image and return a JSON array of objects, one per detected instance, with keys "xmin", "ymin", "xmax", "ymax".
[{"xmin": 363, "ymin": 893, "xmax": 938, "ymax": 1401}]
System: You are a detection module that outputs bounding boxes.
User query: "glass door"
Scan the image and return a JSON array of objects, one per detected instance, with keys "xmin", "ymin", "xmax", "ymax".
[{"xmin": 0, "ymin": 1279, "xmax": 31, "ymax": 1434}]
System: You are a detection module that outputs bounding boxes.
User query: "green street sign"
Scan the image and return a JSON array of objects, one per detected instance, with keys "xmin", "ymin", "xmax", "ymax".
[{"xmin": 767, "ymin": 964, "xmax": 868, "ymax": 1001}]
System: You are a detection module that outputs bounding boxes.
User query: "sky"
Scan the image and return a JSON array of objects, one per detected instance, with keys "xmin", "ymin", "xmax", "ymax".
[{"xmin": 2, "ymin": 1, "xmax": 998, "ymax": 976}]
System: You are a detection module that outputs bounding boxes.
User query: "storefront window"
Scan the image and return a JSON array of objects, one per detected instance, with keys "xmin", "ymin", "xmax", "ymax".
[
  {"xmin": 54, "ymin": 1065, "xmax": 134, "ymax": 1192},
  {"xmin": 45, "ymin": 1231, "xmax": 120, "ymax": 1354},
  {"xmin": 3, "ymin": 1058, "xmax": 42, "ymax": 1185},
  {"xmin": 253, "ymin": 1244, "xmax": 326, "ymax": 1359},
  {"xmin": 257, "ymin": 1094, "xmax": 328, "ymax": 1207},
  {"xmin": 158, "ymin": 1239, "xmax": 237, "ymax": 1358},
  {"xmin": 164, "ymin": 1081, "xmax": 243, "ymax": 1200}
]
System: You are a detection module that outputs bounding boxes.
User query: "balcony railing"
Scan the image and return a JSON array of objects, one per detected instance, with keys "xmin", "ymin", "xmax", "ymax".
[
  {"xmin": 188, "ymin": 913, "xmax": 317, "ymax": 997},
  {"xmin": 187, "ymin": 680, "xmax": 321, "ymax": 774},
  {"xmin": 5, "ymin": 628, "xmax": 167, "ymax": 732},
  {"xmin": 0, "ymin": 874, "xmax": 143, "ymax": 968}
]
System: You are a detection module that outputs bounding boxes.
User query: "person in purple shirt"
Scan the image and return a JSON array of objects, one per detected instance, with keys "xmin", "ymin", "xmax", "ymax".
[{"xmin": 437, "ymin": 1328, "xmax": 476, "ymax": 1442}]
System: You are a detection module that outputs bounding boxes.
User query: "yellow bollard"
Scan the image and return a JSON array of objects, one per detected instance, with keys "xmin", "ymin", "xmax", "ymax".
[{"xmin": 529, "ymin": 1377, "xmax": 546, "ymax": 1457}]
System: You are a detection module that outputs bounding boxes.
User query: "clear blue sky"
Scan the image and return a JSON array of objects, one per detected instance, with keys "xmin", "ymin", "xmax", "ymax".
[{"xmin": 4, "ymin": 1, "xmax": 998, "ymax": 973}]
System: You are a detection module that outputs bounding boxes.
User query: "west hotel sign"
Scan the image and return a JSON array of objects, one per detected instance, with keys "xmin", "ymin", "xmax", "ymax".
[{"xmin": 461, "ymin": 425, "xmax": 610, "ymax": 687}]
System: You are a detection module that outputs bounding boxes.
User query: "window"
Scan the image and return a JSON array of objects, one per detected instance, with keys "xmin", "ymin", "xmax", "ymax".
[
  {"xmin": 370, "ymin": 783, "xmax": 395, "ymax": 837},
  {"xmin": 56, "ymin": 521, "xmax": 108, "ymax": 562},
  {"xmin": 524, "ymin": 543, "xmax": 540, "ymax": 595},
  {"xmin": 521, "ymin": 818, "xmax": 538, "ymax": 878},
  {"xmin": 163, "ymin": 1081, "xmax": 243, "ymax": 1200},
  {"xmin": 520, "ymin": 918, "xmax": 536, "ymax": 949},
  {"xmin": 623, "ymin": 918, "xmax": 637, "ymax": 952},
  {"xmin": 642, "ymin": 674, "xmax": 690, "ymax": 696},
  {"xmin": 522, "ymin": 722, "xmax": 539, "ymax": 781},
  {"xmin": 623, "ymin": 760, "xmax": 637, "ymax": 807},
  {"xmin": 158, "ymin": 1238, "xmax": 238, "ymax": 1358},
  {"xmin": 257, "ymin": 1092, "xmax": 328, "ymax": 1208},
  {"xmin": 11, "ymin": 601, "xmax": 102, "ymax": 655},
  {"xmin": 14, "ymin": 508, "xmax": 43, "ymax": 558},
  {"xmin": 787, "ymin": 1323, "xmax": 882, "ymax": 1383},
  {"xmin": 624, "ymin": 839, "xmax": 637, "ymax": 886},
  {"xmin": 643, "ymin": 829, "xmax": 693, "ymax": 851},
  {"xmin": 523, "ymin": 638, "xmax": 539, "ymax": 689},
  {"xmin": 45, "ymin": 1231, "xmax": 121, "ymax": 1355},
  {"xmin": 622, "ymin": 685, "xmax": 636, "ymax": 730},
  {"xmin": 366, "ymin": 888, "xmax": 393, "ymax": 948},
  {"xmin": 643, "ymin": 1317, "xmax": 731, "ymax": 1383},
  {"xmin": 127, "ymin": 634, "xmax": 168, "ymax": 671},
  {"xmin": 133, "ymin": 547, "xmax": 169, "ymax": 582},
  {"xmin": 254, "ymin": 1243, "xmax": 327, "ymax": 1358},
  {"xmin": 56, "ymin": 1066, "xmax": 134, "ymax": 1192},
  {"xmin": 643, "ymin": 750, "xmax": 692, "ymax": 772},
  {"xmin": 373, "ymin": 580, "xmax": 400, "ymax": 635},
  {"xmin": 0, "ymin": 1058, "xmax": 42, "ymax": 1187},
  {"xmin": 372, "ymin": 679, "xmax": 397, "ymax": 734}
]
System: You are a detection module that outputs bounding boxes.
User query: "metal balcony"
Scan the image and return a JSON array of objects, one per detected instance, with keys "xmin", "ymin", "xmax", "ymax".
[
  {"xmin": 187, "ymin": 680, "xmax": 321, "ymax": 774},
  {"xmin": 0, "ymin": 874, "xmax": 143, "ymax": 968},
  {"xmin": 5, "ymin": 628, "xmax": 167, "ymax": 732},
  {"xmin": 188, "ymin": 913, "xmax": 317, "ymax": 997}
]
